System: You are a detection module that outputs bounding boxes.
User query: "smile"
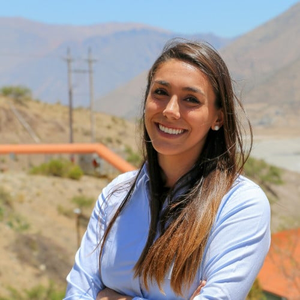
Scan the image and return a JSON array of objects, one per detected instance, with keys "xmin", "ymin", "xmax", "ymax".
[{"xmin": 158, "ymin": 124, "xmax": 184, "ymax": 135}]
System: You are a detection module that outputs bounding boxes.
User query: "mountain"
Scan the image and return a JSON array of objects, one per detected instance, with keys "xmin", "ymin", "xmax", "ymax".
[
  {"xmin": 95, "ymin": 70, "xmax": 148, "ymax": 119},
  {"xmin": 0, "ymin": 17, "xmax": 232, "ymax": 106},
  {"xmin": 97, "ymin": 2, "xmax": 300, "ymax": 128},
  {"xmin": 221, "ymin": 2, "xmax": 300, "ymax": 83},
  {"xmin": 220, "ymin": 2, "xmax": 300, "ymax": 128}
]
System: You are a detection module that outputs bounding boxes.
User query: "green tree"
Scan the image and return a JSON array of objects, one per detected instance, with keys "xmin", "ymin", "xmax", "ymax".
[{"xmin": 0, "ymin": 85, "xmax": 32, "ymax": 103}]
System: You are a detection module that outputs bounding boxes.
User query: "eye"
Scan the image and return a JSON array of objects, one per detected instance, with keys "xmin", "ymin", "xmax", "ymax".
[
  {"xmin": 185, "ymin": 96, "xmax": 200, "ymax": 104},
  {"xmin": 154, "ymin": 88, "xmax": 168, "ymax": 96}
]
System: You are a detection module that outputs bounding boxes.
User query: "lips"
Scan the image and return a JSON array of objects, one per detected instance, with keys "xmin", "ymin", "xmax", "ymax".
[{"xmin": 158, "ymin": 124, "xmax": 185, "ymax": 135}]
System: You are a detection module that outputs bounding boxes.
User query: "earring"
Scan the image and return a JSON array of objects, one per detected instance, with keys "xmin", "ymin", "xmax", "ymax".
[{"xmin": 214, "ymin": 125, "xmax": 220, "ymax": 131}]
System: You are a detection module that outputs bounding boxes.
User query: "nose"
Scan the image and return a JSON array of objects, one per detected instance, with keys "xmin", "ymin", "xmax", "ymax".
[{"xmin": 163, "ymin": 96, "xmax": 180, "ymax": 119}]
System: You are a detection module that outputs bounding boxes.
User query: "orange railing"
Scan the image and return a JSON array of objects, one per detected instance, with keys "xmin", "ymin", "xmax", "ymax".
[{"xmin": 0, "ymin": 144, "xmax": 135, "ymax": 173}]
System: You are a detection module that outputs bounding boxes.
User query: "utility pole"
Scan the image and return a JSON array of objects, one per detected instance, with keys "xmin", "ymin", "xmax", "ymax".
[
  {"xmin": 86, "ymin": 48, "xmax": 97, "ymax": 143},
  {"xmin": 64, "ymin": 48, "xmax": 97, "ymax": 145},
  {"xmin": 65, "ymin": 48, "xmax": 74, "ymax": 144}
]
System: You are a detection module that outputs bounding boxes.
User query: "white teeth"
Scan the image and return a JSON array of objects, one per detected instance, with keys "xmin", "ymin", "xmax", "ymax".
[{"xmin": 159, "ymin": 124, "xmax": 184, "ymax": 135}]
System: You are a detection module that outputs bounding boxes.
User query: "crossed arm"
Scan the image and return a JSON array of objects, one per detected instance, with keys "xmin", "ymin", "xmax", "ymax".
[{"xmin": 96, "ymin": 281, "xmax": 206, "ymax": 300}]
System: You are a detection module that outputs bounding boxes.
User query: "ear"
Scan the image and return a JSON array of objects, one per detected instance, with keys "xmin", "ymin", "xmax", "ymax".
[{"xmin": 211, "ymin": 110, "xmax": 224, "ymax": 131}]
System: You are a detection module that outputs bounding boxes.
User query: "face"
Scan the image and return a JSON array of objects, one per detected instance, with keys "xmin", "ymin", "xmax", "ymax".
[{"xmin": 145, "ymin": 59, "xmax": 223, "ymax": 167}]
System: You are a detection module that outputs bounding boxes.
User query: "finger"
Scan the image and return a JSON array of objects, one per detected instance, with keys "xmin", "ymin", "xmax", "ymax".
[
  {"xmin": 190, "ymin": 280, "xmax": 207, "ymax": 300},
  {"xmin": 199, "ymin": 280, "xmax": 206, "ymax": 289}
]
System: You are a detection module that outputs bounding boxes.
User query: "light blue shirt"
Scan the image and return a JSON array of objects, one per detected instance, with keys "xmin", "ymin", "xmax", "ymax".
[{"xmin": 64, "ymin": 165, "xmax": 270, "ymax": 300}]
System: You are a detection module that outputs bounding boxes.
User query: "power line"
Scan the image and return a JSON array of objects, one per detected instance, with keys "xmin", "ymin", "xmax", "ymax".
[
  {"xmin": 0, "ymin": 52, "xmax": 63, "ymax": 59},
  {"xmin": 9, "ymin": 101, "xmax": 41, "ymax": 143}
]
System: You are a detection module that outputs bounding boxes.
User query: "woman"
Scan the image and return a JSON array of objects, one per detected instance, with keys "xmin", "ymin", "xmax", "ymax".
[{"xmin": 64, "ymin": 40, "xmax": 270, "ymax": 299}]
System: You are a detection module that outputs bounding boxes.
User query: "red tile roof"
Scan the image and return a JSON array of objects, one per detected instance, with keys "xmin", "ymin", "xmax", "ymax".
[{"xmin": 258, "ymin": 228, "xmax": 300, "ymax": 299}]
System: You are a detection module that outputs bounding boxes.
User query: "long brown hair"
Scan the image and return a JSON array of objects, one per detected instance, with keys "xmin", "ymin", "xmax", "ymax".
[{"xmin": 100, "ymin": 39, "xmax": 252, "ymax": 296}]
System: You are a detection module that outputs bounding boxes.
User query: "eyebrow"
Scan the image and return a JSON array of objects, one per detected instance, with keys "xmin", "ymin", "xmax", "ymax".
[
  {"xmin": 183, "ymin": 86, "xmax": 205, "ymax": 96},
  {"xmin": 153, "ymin": 80, "xmax": 205, "ymax": 96},
  {"xmin": 154, "ymin": 80, "xmax": 170, "ymax": 87}
]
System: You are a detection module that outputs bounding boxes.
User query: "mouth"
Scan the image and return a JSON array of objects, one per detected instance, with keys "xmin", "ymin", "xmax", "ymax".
[{"xmin": 158, "ymin": 123, "xmax": 185, "ymax": 135}]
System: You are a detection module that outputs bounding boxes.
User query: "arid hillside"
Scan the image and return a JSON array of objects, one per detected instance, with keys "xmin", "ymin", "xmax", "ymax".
[
  {"xmin": 0, "ymin": 96, "xmax": 141, "ymax": 298},
  {"xmin": 0, "ymin": 95, "xmax": 141, "ymax": 168}
]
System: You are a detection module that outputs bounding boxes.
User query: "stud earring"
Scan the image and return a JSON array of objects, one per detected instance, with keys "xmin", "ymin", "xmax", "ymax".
[{"xmin": 214, "ymin": 125, "xmax": 220, "ymax": 131}]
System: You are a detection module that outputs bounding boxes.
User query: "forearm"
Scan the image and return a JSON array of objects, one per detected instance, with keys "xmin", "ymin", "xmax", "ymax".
[
  {"xmin": 96, "ymin": 281, "xmax": 206, "ymax": 300},
  {"xmin": 96, "ymin": 288, "xmax": 133, "ymax": 300}
]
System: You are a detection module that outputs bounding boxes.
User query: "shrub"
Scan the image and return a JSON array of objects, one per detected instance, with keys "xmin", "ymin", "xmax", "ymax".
[
  {"xmin": 105, "ymin": 136, "xmax": 113, "ymax": 143},
  {"xmin": 0, "ymin": 281, "xmax": 65, "ymax": 300},
  {"xmin": 56, "ymin": 204, "xmax": 73, "ymax": 218},
  {"xmin": 71, "ymin": 195, "xmax": 94, "ymax": 209},
  {"xmin": 244, "ymin": 157, "xmax": 283, "ymax": 203},
  {"xmin": 0, "ymin": 186, "xmax": 13, "ymax": 221},
  {"xmin": 0, "ymin": 186, "xmax": 13, "ymax": 208},
  {"xmin": 246, "ymin": 278, "xmax": 266, "ymax": 300},
  {"xmin": 0, "ymin": 85, "xmax": 32, "ymax": 104},
  {"xmin": 125, "ymin": 145, "xmax": 142, "ymax": 167},
  {"xmin": 244, "ymin": 157, "xmax": 283, "ymax": 185},
  {"xmin": 6, "ymin": 214, "xmax": 30, "ymax": 232},
  {"xmin": 67, "ymin": 165, "xmax": 84, "ymax": 180},
  {"xmin": 47, "ymin": 160, "xmax": 65, "ymax": 177},
  {"xmin": 30, "ymin": 159, "xmax": 83, "ymax": 180},
  {"xmin": 0, "ymin": 186, "xmax": 30, "ymax": 232}
]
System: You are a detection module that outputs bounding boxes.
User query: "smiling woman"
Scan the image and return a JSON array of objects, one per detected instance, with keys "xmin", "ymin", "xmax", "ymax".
[
  {"xmin": 64, "ymin": 39, "xmax": 271, "ymax": 300},
  {"xmin": 144, "ymin": 59, "xmax": 223, "ymax": 187}
]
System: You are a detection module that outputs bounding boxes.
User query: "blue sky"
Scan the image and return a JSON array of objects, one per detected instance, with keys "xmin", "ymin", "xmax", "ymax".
[{"xmin": 1, "ymin": 0, "xmax": 299, "ymax": 37}]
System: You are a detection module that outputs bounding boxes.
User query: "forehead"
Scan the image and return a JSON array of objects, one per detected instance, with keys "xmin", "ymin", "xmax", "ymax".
[
  {"xmin": 155, "ymin": 59, "xmax": 204, "ymax": 76},
  {"xmin": 152, "ymin": 59, "xmax": 212, "ymax": 90}
]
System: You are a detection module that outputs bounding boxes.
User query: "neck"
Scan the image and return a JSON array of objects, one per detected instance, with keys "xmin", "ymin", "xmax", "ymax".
[{"xmin": 158, "ymin": 154, "xmax": 195, "ymax": 187}]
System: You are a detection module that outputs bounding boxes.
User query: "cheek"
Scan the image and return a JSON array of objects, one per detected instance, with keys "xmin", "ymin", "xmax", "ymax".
[
  {"xmin": 144, "ymin": 99, "xmax": 158, "ymax": 121},
  {"xmin": 145, "ymin": 98, "xmax": 157, "ymax": 110},
  {"xmin": 187, "ymin": 110, "xmax": 210, "ymax": 126},
  {"xmin": 144, "ymin": 102, "xmax": 152, "ymax": 131}
]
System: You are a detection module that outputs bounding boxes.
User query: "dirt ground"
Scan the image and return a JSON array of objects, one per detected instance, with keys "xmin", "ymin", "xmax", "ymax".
[{"xmin": 0, "ymin": 172, "xmax": 110, "ymax": 297}]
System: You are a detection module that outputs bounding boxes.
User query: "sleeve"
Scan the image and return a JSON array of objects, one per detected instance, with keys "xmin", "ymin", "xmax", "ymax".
[
  {"xmin": 195, "ymin": 182, "xmax": 271, "ymax": 300},
  {"xmin": 64, "ymin": 192, "xmax": 107, "ymax": 300}
]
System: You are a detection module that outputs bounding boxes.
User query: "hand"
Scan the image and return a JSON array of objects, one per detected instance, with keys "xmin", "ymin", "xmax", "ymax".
[
  {"xmin": 96, "ymin": 288, "xmax": 133, "ymax": 300},
  {"xmin": 190, "ymin": 280, "xmax": 206, "ymax": 300}
]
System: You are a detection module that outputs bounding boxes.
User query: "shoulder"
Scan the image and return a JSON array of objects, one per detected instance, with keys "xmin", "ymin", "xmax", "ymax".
[
  {"xmin": 225, "ymin": 175, "xmax": 269, "ymax": 206},
  {"xmin": 97, "ymin": 166, "xmax": 148, "ymax": 215},
  {"xmin": 103, "ymin": 164, "xmax": 149, "ymax": 195},
  {"xmin": 104, "ymin": 169, "xmax": 139, "ymax": 195},
  {"xmin": 100, "ymin": 169, "xmax": 139, "ymax": 205},
  {"xmin": 215, "ymin": 175, "xmax": 270, "ymax": 224}
]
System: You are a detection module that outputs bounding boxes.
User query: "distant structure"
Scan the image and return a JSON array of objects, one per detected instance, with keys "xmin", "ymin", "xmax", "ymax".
[{"xmin": 258, "ymin": 228, "xmax": 300, "ymax": 299}]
